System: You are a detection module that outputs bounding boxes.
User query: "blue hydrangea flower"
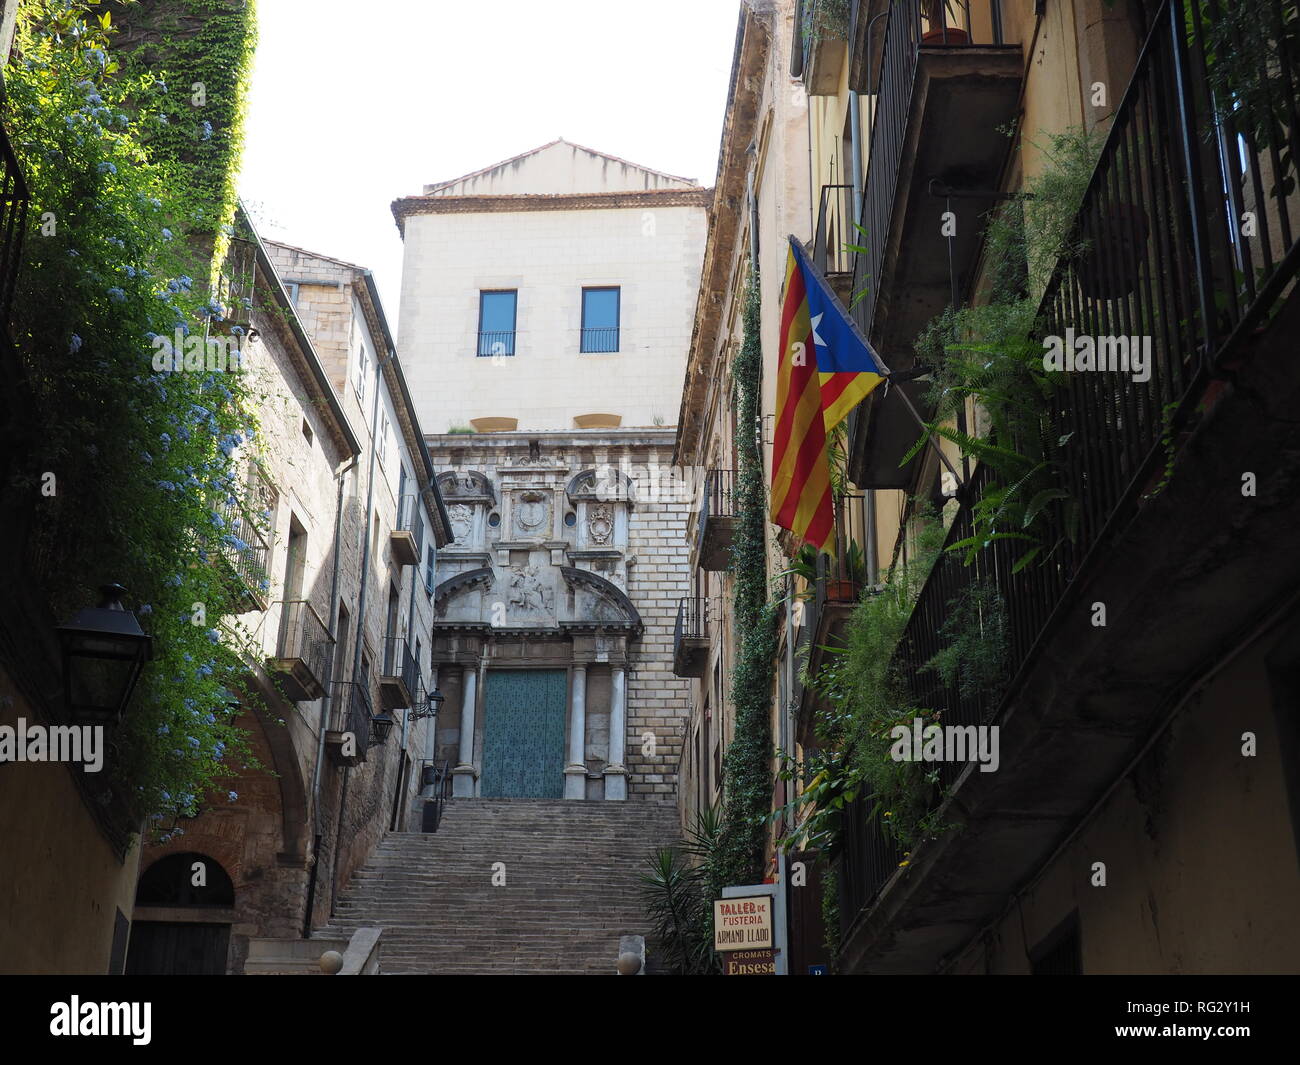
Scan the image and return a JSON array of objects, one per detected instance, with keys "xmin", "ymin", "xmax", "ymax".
[
  {"xmin": 68, "ymin": 334, "xmax": 82, "ymax": 354},
  {"xmin": 228, "ymin": 791, "xmax": 238, "ymax": 802},
  {"xmin": 96, "ymin": 160, "xmax": 116, "ymax": 176},
  {"xmin": 106, "ymin": 286, "xmax": 125, "ymax": 302}
]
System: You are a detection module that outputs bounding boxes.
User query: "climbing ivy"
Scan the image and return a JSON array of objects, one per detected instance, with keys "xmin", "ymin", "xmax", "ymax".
[
  {"xmin": 6, "ymin": 0, "xmax": 262, "ymax": 830},
  {"xmin": 705, "ymin": 267, "xmax": 779, "ymax": 900},
  {"xmin": 111, "ymin": 0, "xmax": 258, "ymax": 265}
]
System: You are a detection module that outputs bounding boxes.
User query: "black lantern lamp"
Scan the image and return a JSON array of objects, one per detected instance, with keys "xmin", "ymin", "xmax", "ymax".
[
  {"xmin": 56, "ymin": 583, "xmax": 154, "ymax": 724},
  {"xmin": 369, "ymin": 709, "xmax": 396, "ymax": 747},
  {"xmin": 427, "ymin": 687, "xmax": 445, "ymax": 717}
]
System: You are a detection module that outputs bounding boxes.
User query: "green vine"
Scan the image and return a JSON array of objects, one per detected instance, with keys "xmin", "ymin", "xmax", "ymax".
[
  {"xmin": 705, "ymin": 267, "xmax": 778, "ymax": 900},
  {"xmin": 6, "ymin": 0, "xmax": 263, "ymax": 831}
]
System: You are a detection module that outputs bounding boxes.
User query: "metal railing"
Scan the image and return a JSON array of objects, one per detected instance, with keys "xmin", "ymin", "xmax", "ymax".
[
  {"xmin": 274, "ymin": 600, "xmax": 333, "ymax": 686},
  {"xmin": 837, "ymin": 0, "xmax": 1300, "ymax": 929},
  {"xmin": 580, "ymin": 326, "xmax": 619, "ymax": 353},
  {"xmin": 214, "ymin": 496, "xmax": 269, "ymax": 601},
  {"xmin": 381, "ymin": 634, "xmax": 417, "ymax": 699},
  {"xmin": 695, "ymin": 468, "xmax": 738, "ymax": 561},
  {"xmin": 329, "ymin": 679, "xmax": 374, "ymax": 758},
  {"xmin": 851, "ymin": 1, "xmax": 1006, "ymax": 338},
  {"xmin": 395, "ymin": 494, "xmax": 425, "ymax": 557},
  {"xmin": 419, "ymin": 758, "xmax": 452, "ymax": 832},
  {"xmin": 674, "ymin": 595, "xmax": 708, "ymax": 646},
  {"xmin": 814, "ymin": 184, "xmax": 857, "ymax": 276},
  {"xmin": 476, "ymin": 330, "xmax": 515, "ymax": 357},
  {"xmin": 0, "ymin": 116, "xmax": 30, "ymax": 324}
]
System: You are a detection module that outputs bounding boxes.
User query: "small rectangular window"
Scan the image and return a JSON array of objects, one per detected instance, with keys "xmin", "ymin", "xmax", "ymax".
[
  {"xmin": 424, "ymin": 544, "xmax": 436, "ymax": 596},
  {"xmin": 581, "ymin": 287, "xmax": 620, "ymax": 352},
  {"xmin": 478, "ymin": 290, "xmax": 517, "ymax": 356},
  {"xmin": 301, "ymin": 418, "xmax": 313, "ymax": 446}
]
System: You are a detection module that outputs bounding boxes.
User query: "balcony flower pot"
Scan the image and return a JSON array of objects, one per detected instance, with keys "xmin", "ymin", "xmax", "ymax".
[
  {"xmin": 1076, "ymin": 201, "xmax": 1150, "ymax": 300},
  {"xmin": 825, "ymin": 579, "xmax": 862, "ymax": 603}
]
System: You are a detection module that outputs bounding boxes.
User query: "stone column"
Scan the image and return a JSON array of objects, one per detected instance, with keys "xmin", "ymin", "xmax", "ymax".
[
  {"xmin": 605, "ymin": 665, "xmax": 627, "ymax": 800},
  {"xmin": 451, "ymin": 665, "xmax": 478, "ymax": 798},
  {"xmin": 564, "ymin": 665, "xmax": 587, "ymax": 800}
]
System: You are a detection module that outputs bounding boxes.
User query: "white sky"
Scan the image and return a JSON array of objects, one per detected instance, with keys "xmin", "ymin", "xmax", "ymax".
[{"xmin": 237, "ymin": 0, "xmax": 742, "ymax": 328}]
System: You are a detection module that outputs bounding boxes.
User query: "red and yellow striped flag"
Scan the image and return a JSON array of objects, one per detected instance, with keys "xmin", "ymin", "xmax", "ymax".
[
  {"xmin": 770, "ymin": 245, "xmax": 834, "ymax": 551},
  {"xmin": 770, "ymin": 237, "xmax": 889, "ymax": 552}
]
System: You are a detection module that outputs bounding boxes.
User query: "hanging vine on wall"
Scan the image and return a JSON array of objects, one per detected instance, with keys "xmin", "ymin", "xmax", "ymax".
[{"xmin": 705, "ymin": 266, "xmax": 779, "ymax": 900}]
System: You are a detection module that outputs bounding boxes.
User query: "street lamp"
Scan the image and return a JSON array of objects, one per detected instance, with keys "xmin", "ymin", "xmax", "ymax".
[
  {"xmin": 56, "ymin": 583, "xmax": 153, "ymax": 724},
  {"xmin": 369, "ymin": 709, "xmax": 396, "ymax": 747}
]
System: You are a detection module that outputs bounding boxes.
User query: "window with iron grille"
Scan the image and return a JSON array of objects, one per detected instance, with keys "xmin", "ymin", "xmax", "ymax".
[
  {"xmin": 478, "ymin": 290, "xmax": 517, "ymax": 356},
  {"xmin": 580, "ymin": 286, "xmax": 620, "ymax": 352}
]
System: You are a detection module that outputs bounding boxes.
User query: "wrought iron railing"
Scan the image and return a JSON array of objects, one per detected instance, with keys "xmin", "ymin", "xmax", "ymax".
[
  {"xmin": 580, "ymin": 326, "xmax": 619, "ymax": 353},
  {"xmin": 329, "ymin": 679, "xmax": 374, "ymax": 760},
  {"xmin": 695, "ymin": 468, "xmax": 738, "ymax": 560},
  {"xmin": 850, "ymin": 1, "xmax": 1006, "ymax": 338},
  {"xmin": 213, "ymin": 496, "xmax": 269, "ymax": 602},
  {"xmin": 837, "ymin": 0, "xmax": 1300, "ymax": 929},
  {"xmin": 674, "ymin": 595, "xmax": 708, "ymax": 647},
  {"xmin": 381, "ymin": 634, "xmax": 417, "ymax": 700},
  {"xmin": 395, "ymin": 494, "xmax": 425, "ymax": 557},
  {"xmin": 476, "ymin": 330, "xmax": 515, "ymax": 357},
  {"xmin": 814, "ymin": 183, "xmax": 857, "ymax": 276},
  {"xmin": 274, "ymin": 599, "xmax": 333, "ymax": 686},
  {"xmin": 0, "ymin": 115, "xmax": 30, "ymax": 325}
]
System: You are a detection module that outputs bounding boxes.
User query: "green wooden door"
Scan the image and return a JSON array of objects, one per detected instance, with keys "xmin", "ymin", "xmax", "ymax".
[{"xmin": 481, "ymin": 669, "xmax": 568, "ymax": 798}]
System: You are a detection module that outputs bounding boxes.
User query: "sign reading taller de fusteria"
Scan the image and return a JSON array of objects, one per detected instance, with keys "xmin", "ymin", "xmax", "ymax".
[{"xmin": 713, "ymin": 895, "xmax": 773, "ymax": 951}]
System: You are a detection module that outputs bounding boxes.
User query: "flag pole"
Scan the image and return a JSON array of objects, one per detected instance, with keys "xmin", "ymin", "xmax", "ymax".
[{"xmin": 886, "ymin": 373, "xmax": 964, "ymax": 487}]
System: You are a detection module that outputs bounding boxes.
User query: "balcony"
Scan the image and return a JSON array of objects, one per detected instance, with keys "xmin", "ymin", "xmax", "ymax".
[
  {"xmin": 580, "ymin": 326, "xmax": 619, "ymax": 353},
  {"xmin": 390, "ymin": 494, "xmax": 423, "ymax": 567},
  {"xmin": 696, "ymin": 469, "xmax": 738, "ymax": 571},
  {"xmin": 813, "ymin": 183, "xmax": 857, "ymax": 303},
  {"xmin": 325, "ymin": 680, "xmax": 373, "ymax": 767},
  {"xmin": 476, "ymin": 330, "xmax": 515, "ymax": 357},
  {"xmin": 798, "ymin": 0, "xmax": 851, "ymax": 96},
  {"xmin": 792, "ymin": 494, "xmax": 868, "ymax": 738},
  {"xmin": 835, "ymin": 0, "xmax": 1300, "ymax": 972},
  {"xmin": 672, "ymin": 596, "xmax": 710, "ymax": 678},
  {"xmin": 213, "ymin": 496, "xmax": 269, "ymax": 612},
  {"xmin": 847, "ymin": 0, "xmax": 1022, "ymax": 489},
  {"xmin": 267, "ymin": 600, "xmax": 333, "ymax": 701},
  {"xmin": 379, "ymin": 634, "xmax": 416, "ymax": 710}
]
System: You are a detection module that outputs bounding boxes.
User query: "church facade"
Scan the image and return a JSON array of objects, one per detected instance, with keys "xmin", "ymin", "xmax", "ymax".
[{"xmin": 393, "ymin": 141, "xmax": 710, "ymax": 802}]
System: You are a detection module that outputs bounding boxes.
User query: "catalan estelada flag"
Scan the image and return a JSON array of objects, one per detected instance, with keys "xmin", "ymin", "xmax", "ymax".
[{"xmin": 770, "ymin": 235, "xmax": 889, "ymax": 552}]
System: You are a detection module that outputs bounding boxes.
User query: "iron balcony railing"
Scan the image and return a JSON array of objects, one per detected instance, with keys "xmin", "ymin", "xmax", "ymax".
[
  {"xmin": 381, "ymin": 634, "xmax": 417, "ymax": 701},
  {"xmin": 395, "ymin": 494, "xmax": 425, "ymax": 557},
  {"xmin": 694, "ymin": 468, "xmax": 739, "ymax": 566},
  {"xmin": 837, "ymin": 0, "xmax": 1300, "ymax": 929},
  {"xmin": 329, "ymin": 679, "xmax": 374, "ymax": 761},
  {"xmin": 850, "ymin": 0, "xmax": 1006, "ymax": 338},
  {"xmin": 213, "ymin": 496, "xmax": 270, "ymax": 603},
  {"xmin": 814, "ymin": 183, "xmax": 857, "ymax": 276},
  {"xmin": 580, "ymin": 326, "xmax": 619, "ymax": 353},
  {"xmin": 273, "ymin": 600, "xmax": 333, "ymax": 689},
  {"xmin": 0, "ymin": 114, "xmax": 30, "ymax": 324},
  {"xmin": 674, "ymin": 595, "xmax": 708, "ymax": 645},
  {"xmin": 476, "ymin": 330, "xmax": 515, "ymax": 357}
]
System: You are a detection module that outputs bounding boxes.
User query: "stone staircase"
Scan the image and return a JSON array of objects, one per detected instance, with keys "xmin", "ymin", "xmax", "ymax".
[{"xmin": 315, "ymin": 798, "xmax": 682, "ymax": 974}]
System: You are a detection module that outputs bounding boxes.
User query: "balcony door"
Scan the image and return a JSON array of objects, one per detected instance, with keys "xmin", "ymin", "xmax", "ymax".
[
  {"xmin": 277, "ymin": 517, "xmax": 306, "ymax": 655},
  {"xmin": 480, "ymin": 669, "xmax": 567, "ymax": 798}
]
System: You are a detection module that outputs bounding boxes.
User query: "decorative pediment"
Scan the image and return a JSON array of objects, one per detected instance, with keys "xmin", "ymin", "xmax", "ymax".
[
  {"xmin": 566, "ymin": 467, "xmax": 635, "ymax": 505},
  {"xmin": 560, "ymin": 566, "xmax": 643, "ymax": 634},
  {"xmin": 436, "ymin": 470, "xmax": 496, "ymax": 505},
  {"xmin": 433, "ymin": 567, "xmax": 495, "ymax": 616}
]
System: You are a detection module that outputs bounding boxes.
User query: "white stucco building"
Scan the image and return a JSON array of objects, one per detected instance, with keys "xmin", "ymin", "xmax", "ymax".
[
  {"xmin": 393, "ymin": 139, "xmax": 709, "ymax": 433},
  {"xmin": 390, "ymin": 142, "xmax": 709, "ymax": 803}
]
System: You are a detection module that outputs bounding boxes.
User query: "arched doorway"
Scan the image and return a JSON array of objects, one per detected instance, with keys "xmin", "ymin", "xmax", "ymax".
[{"xmin": 125, "ymin": 852, "xmax": 235, "ymax": 975}]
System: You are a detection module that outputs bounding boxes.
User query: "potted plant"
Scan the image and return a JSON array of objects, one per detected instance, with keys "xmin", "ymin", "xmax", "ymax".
[
  {"xmin": 824, "ymin": 539, "xmax": 867, "ymax": 602},
  {"xmin": 921, "ymin": 0, "xmax": 968, "ymax": 44}
]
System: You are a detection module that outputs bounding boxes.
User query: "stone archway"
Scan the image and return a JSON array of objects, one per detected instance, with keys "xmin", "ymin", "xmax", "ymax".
[{"xmin": 126, "ymin": 852, "xmax": 235, "ymax": 975}]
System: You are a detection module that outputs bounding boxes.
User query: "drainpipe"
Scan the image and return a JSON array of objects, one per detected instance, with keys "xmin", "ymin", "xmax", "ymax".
[
  {"xmin": 330, "ymin": 323, "xmax": 389, "ymax": 913},
  {"xmin": 301, "ymin": 454, "xmax": 356, "ymax": 937}
]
